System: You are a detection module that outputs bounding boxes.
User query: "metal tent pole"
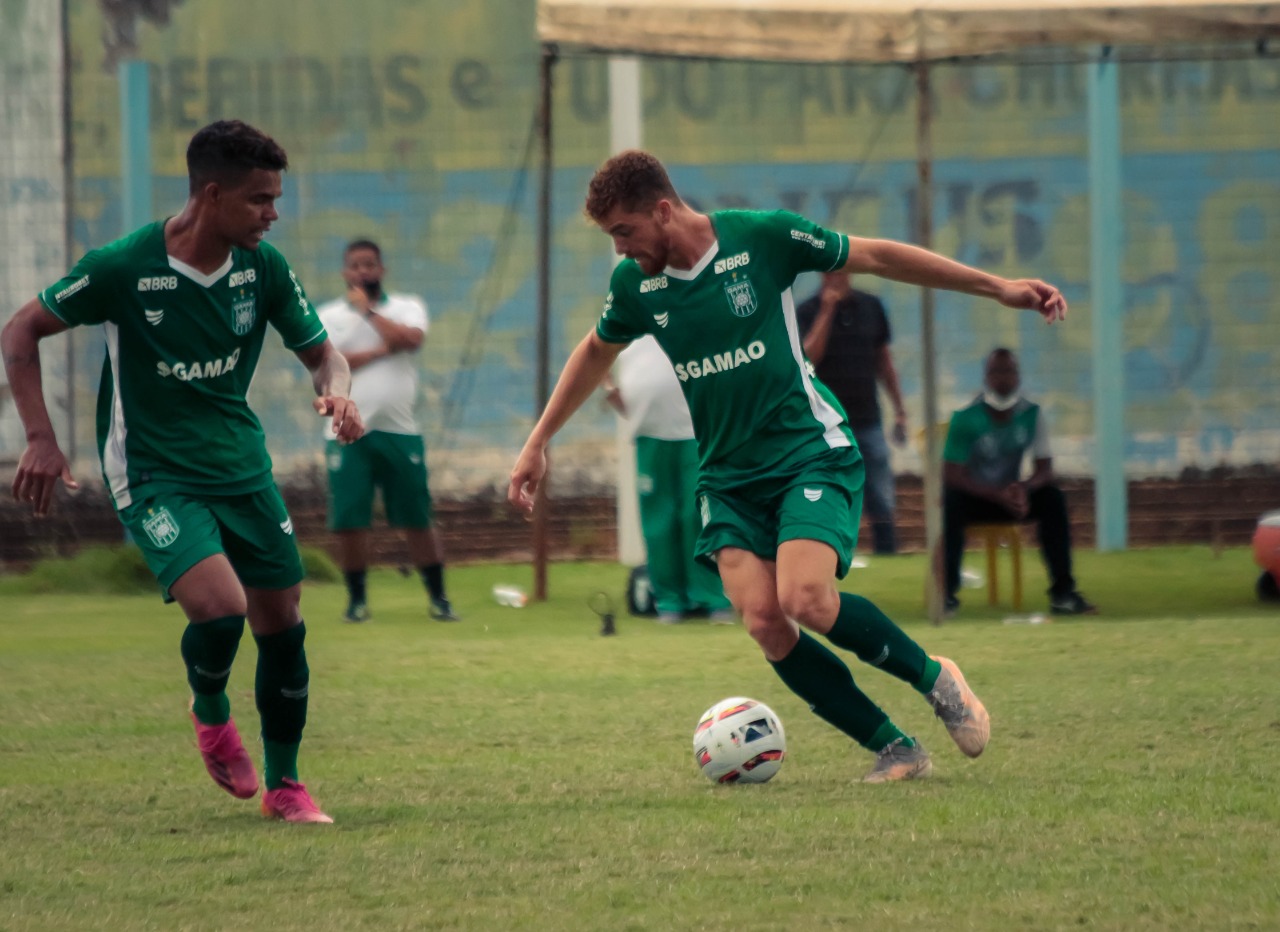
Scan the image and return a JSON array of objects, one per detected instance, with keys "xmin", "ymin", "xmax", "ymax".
[
  {"xmin": 915, "ymin": 55, "xmax": 943, "ymax": 625},
  {"xmin": 532, "ymin": 45, "xmax": 557, "ymax": 602}
]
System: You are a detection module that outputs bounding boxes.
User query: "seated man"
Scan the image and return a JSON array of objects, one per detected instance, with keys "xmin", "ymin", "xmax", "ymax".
[{"xmin": 942, "ymin": 347, "xmax": 1097, "ymax": 616}]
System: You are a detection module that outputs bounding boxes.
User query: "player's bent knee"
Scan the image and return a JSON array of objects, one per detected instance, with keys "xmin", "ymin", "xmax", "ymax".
[
  {"xmin": 245, "ymin": 585, "xmax": 304, "ymax": 635},
  {"xmin": 777, "ymin": 580, "xmax": 834, "ymax": 627},
  {"xmin": 182, "ymin": 595, "xmax": 249, "ymax": 623},
  {"xmin": 744, "ymin": 616, "xmax": 800, "ymax": 661},
  {"xmin": 734, "ymin": 595, "xmax": 780, "ymax": 626},
  {"xmin": 173, "ymin": 581, "xmax": 247, "ymax": 622}
]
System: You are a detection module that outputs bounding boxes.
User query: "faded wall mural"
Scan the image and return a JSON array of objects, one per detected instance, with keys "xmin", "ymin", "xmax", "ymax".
[{"xmin": 1, "ymin": 0, "xmax": 1276, "ymax": 491}]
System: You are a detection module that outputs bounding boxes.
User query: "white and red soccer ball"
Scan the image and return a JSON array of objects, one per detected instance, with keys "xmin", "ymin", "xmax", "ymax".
[
  {"xmin": 1255, "ymin": 511, "xmax": 1280, "ymax": 601},
  {"xmin": 692, "ymin": 697, "xmax": 786, "ymax": 784}
]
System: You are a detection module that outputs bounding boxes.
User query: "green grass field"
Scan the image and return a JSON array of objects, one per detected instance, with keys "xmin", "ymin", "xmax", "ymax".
[{"xmin": 2, "ymin": 547, "xmax": 1277, "ymax": 931}]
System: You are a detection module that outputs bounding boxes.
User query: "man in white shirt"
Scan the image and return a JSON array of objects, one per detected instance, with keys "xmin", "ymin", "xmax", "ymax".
[
  {"xmin": 604, "ymin": 335, "xmax": 732, "ymax": 624},
  {"xmin": 317, "ymin": 239, "xmax": 458, "ymax": 622}
]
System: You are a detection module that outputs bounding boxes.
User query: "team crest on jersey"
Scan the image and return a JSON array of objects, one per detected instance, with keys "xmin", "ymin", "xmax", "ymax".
[
  {"xmin": 724, "ymin": 279, "xmax": 758, "ymax": 318},
  {"xmin": 232, "ymin": 297, "xmax": 256, "ymax": 335},
  {"xmin": 141, "ymin": 507, "xmax": 180, "ymax": 548}
]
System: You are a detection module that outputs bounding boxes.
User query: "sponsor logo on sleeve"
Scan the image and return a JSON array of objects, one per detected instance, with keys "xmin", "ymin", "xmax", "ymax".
[
  {"xmin": 55, "ymin": 275, "xmax": 90, "ymax": 302},
  {"xmin": 789, "ymin": 230, "xmax": 825, "ymax": 249},
  {"xmin": 288, "ymin": 270, "xmax": 311, "ymax": 315}
]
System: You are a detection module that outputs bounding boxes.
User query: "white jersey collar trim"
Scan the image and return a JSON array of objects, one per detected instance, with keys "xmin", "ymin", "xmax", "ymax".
[
  {"xmin": 168, "ymin": 253, "xmax": 233, "ymax": 288},
  {"xmin": 665, "ymin": 240, "xmax": 718, "ymax": 281}
]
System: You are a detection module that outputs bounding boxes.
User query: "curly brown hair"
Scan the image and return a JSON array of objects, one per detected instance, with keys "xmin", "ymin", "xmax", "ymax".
[{"xmin": 584, "ymin": 150, "xmax": 681, "ymax": 222}]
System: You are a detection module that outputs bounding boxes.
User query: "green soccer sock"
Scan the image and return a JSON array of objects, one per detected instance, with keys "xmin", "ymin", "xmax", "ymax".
[
  {"xmin": 825, "ymin": 593, "xmax": 942, "ymax": 695},
  {"xmin": 262, "ymin": 739, "xmax": 299, "ymax": 790},
  {"xmin": 180, "ymin": 615, "xmax": 246, "ymax": 726},
  {"xmin": 769, "ymin": 631, "xmax": 912, "ymax": 751},
  {"xmin": 418, "ymin": 563, "xmax": 447, "ymax": 604},
  {"xmin": 254, "ymin": 622, "xmax": 309, "ymax": 789}
]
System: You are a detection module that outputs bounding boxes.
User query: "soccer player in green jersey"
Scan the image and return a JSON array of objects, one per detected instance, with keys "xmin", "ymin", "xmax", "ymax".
[
  {"xmin": 509, "ymin": 151, "xmax": 1067, "ymax": 782},
  {"xmin": 1, "ymin": 120, "xmax": 363, "ymax": 821}
]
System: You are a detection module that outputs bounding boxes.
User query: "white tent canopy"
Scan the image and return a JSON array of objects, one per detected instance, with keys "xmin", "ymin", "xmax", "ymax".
[
  {"xmin": 527, "ymin": 0, "xmax": 1279, "ymax": 608},
  {"xmin": 538, "ymin": 0, "xmax": 1280, "ymax": 62}
]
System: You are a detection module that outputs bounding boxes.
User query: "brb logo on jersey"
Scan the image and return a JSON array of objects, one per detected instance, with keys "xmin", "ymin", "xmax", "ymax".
[
  {"xmin": 713, "ymin": 252, "xmax": 750, "ymax": 275},
  {"xmin": 639, "ymin": 276, "xmax": 668, "ymax": 294},
  {"xmin": 137, "ymin": 276, "xmax": 178, "ymax": 291},
  {"xmin": 228, "ymin": 269, "xmax": 257, "ymax": 288}
]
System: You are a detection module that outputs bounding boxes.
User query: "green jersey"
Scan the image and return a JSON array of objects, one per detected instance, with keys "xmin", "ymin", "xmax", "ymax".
[
  {"xmin": 39, "ymin": 221, "xmax": 326, "ymax": 509},
  {"xmin": 943, "ymin": 397, "xmax": 1050, "ymax": 487},
  {"xmin": 596, "ymin": 209, "xmax": 853, "ymax": 491}
]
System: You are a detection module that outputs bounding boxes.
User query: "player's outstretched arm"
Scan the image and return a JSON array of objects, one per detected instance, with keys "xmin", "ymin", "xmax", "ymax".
[
  {"xmin": 508, "ymin": 330, "xmax": 625, "ymax": 512},
  {"xmin": 296, "ymin": 339, "xmax": 364, "ymax": 444},
  {"xmin": 844, "ymin": 237, "xmax": 1067, "ymax": 323},
  {"xmin": 1, "ymin": 298, "xmax": 78, "ymax": 516}
]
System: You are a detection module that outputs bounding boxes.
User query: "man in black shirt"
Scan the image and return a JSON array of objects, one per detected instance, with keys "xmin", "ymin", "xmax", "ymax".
[{"xmin": 797, "ymin": 272, "xmax": 907, "ymax": 555}]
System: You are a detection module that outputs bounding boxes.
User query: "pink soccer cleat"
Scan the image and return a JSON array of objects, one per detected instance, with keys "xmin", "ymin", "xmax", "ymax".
[
  {"xmin": 261, "ymin": 778, "xmax": 334, "ymax": 824},
  {"xmin": 926, "ymin": 656, "xmax": 991, "ymax": 758},
  {"xmin": 190, "ymin": 709, "xmax": 260, "ymax": 799}
]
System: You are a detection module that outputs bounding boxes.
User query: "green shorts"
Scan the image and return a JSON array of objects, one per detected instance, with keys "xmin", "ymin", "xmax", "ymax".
[
  {"xmin": 326, "ymin": 431, "xmax": 432, "ymax": 531},
  {"xmin": 695, "ymin": 446, "xmax": 865, "ymax": 579},
  {"xmin": 118, "ymin": 484, "xmax": 305, "ymax": 601}
]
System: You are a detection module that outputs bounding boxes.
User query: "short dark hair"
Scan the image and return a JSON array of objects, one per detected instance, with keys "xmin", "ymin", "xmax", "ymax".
[
  {"xmin": 343, "ymin": 239, "xmax": 382, "ymax": 261},
  {"xmin": 584, "ymin": 150, "xmax": 681, "ymax": 221},
  {"xmin": 186, "ymin": 120, "xmax": 288, "ymax": 195}
]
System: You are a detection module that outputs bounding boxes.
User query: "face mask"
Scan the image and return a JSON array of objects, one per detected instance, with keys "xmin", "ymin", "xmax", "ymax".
[{"xmin": 983, "ymin": 390, "xmax": 1021, "ymax": 411}]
